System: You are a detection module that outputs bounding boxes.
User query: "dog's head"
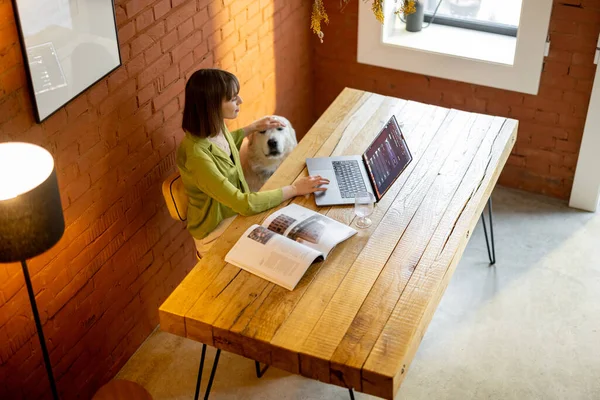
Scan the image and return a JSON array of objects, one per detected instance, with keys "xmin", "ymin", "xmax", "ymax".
[{"xmin": 247, "ymin": 116, "xmax": 297, "ymax": 161}]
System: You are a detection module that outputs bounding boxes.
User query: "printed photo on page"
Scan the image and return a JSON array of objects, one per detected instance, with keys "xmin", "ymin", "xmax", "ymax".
[
  {"xmin": 225, "ymin": 224, "xmax": 322, "ymax": 290},
  {"xmin": 225, "ymin": 204, "xmax": 357, "ymax": 291},
  {"xmin": 262, "ymin": 204, "xmax": 357, "ymax": 258}
]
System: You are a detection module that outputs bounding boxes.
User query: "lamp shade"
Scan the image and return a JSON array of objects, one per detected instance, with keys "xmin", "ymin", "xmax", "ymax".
[{"xmin": 0, "ymin": 142, "xmax": 65, "ymax": 262}]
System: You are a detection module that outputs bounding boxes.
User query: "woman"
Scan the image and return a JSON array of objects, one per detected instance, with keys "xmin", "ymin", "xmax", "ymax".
[{"xmin": 177, "ymin": 69, "xmax": 329, "ymax": 257}]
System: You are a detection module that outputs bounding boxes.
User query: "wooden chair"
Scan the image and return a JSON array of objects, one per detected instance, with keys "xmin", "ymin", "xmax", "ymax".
[
  {"xmin": 162, "ymin": 172, "xmax": 188, "ymax": 222},
  {"xmin": 162, "ymin": 171, "xmax": 204, "ymax": 261}
]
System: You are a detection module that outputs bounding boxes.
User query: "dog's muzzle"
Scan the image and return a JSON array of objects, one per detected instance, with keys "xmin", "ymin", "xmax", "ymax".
[{"xmin": 266, "ymin": 139, "xmax": 280, "ymax": 157}]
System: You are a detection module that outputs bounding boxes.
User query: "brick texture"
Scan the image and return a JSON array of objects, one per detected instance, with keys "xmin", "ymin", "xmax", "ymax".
[
  {"xmin": 313, "ymin": 0, "xmax": 600, "ymax": 199},
  {"xmin": 0, "ymin": 0, "xmax": 312, "ymax": 398}
]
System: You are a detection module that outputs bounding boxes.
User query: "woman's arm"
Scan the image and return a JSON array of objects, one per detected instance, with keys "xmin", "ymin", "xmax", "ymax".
[
  {"xmin": 189, "ymin": 152, "xmax": 283, "ymax": 216},
  {"xmin": 282, "ymin": 185, "xmax": 297, "ymax": 201},
  {"xmin": 188, "ymin": 153, "xmax": 329, "ymax": 216}
]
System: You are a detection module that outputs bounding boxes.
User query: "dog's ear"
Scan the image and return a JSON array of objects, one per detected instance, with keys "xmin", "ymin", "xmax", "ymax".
[
  {"xmin": 247, "ymin": 131, "xmax": 255, "ymax": 146},
  {"xmin": 277, "ymin": 116, "xmax": 297, "ymax": 147},
  {"xmin": 283, "ymin": 117, "xmax": 297, "ymax": 147},
  {"xmin": 288, "ymin": 126, "xmax": 297, "ymax": 147}
]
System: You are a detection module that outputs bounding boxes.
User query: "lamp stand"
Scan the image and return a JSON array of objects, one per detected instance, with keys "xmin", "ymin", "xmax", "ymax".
[{"xmin": 20, "ymin": 260, "xmax": 59, "ymax": 400}]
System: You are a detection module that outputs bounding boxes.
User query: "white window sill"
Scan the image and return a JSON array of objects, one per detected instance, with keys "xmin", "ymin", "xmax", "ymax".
[
  {"xmin": 357, "ymin": 0, "xmax": 553, "ymax": 95},
  {"xmin": 385, "ymin": 22, "xmax": 516, "ymax": 66}
]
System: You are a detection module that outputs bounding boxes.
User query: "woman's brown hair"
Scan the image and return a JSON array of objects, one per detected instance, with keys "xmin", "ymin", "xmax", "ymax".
[{"xmin": 182, "ymin": 69, "xmax": 240, "ymax": 138}]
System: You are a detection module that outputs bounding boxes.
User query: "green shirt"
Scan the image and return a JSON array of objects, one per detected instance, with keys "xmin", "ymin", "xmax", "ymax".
[{"xmin": 176, "ymin": 127, "xmax": 284, "ymax": 240}]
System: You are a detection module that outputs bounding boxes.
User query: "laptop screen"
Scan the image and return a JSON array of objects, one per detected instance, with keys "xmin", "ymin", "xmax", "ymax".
[{"xmin": 362, "ymin": 115, "xmax": 413, "ymax": 200}]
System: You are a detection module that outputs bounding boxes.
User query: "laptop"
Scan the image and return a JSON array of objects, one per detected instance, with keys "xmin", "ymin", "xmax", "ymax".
[{"xmin": 306, "ymin": 115, "xmax": 412, "ymax": 206}]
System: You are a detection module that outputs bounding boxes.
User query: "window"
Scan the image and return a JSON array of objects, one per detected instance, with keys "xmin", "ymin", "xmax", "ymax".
[
  {"xmin": 421, "ymin": 0, "xmax": 522, "ymax": 37},
  {"xmin": 357, "ymin": 0, "xmax": 553, "ymax": 94}
]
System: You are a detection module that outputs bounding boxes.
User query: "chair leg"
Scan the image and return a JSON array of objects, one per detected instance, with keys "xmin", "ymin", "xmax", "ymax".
[
  {"xmin": 349, "ymin": 388, "xmax": 356, "ymax": 400},
  {"xmin": 193, "ymin": 345, "xmax": 221, "ymax": 400},
  {"xmin": 481, "ymin": 197, "xmax": 496, "ymax": 265},
  {"xmin": 255, "ymin": 361, "xmax": 269, "ymax": 378}
]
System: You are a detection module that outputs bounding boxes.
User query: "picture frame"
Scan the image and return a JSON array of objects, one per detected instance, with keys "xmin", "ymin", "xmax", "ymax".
[{"xmin": 11, "ymin": 0, "xmax": 122, "ymax": 123}]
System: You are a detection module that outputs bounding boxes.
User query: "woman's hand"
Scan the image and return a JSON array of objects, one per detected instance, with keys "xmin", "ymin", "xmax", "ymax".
[
  {"xmin": 292, "ymin": 175, "xmax": 330, "ymax": 196},
  {"xmin": 246, "ymin": 116, "xmax": 286, "ymax": 134},
  {"xmin": 281, "ymin": 175, "xmax": 329, "ymax": 200}
]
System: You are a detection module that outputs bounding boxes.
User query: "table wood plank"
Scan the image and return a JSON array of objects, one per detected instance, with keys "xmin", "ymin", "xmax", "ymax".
[{"xmin": 361, "ymin": 120, "xmax": 518, "ymax": 399}]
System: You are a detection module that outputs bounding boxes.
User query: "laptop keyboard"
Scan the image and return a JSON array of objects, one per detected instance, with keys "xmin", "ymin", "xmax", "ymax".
[{"xmin": 332, "ymin": 160, "xmax": 368, "ymax": 198}]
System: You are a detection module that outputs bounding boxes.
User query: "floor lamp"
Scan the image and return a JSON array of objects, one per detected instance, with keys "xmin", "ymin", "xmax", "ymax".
[{"xmin": 0, "ymin": 142, "xmax": 65, "ymax": 400}]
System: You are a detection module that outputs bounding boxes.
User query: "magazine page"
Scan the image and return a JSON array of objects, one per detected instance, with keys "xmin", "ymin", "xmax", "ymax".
[
  {"xmin": 262, "ymin": 204, "xmax": 357, "ymax": 259},
  {"xmin": 225, "ymin": 224, "xmax": 323, "ymax": 291}
]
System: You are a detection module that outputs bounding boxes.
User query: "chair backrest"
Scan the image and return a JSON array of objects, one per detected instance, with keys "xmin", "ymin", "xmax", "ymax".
[{"xmin": 162, "ymin": 172, "xmax": 188, "ymax": 221}]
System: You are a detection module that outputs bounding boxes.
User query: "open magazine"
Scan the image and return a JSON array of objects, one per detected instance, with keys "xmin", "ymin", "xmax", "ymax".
[{"xmin": 225, "ymin": 204, "xmax": 357, "ymax": 290}]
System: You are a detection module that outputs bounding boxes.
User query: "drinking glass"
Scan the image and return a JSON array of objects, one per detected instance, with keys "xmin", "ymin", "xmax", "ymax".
[{"xmin": 354, "ymin": 191, "xmax": 375, "ymax": 229}]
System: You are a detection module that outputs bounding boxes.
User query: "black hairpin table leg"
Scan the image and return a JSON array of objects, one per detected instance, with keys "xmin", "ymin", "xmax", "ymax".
[
  {"xmin": 255, "ymin": 361, "xmax": 269, "ymax": 378},
  {"xmin": 349, "ymin": 388, "xmax": 356, "ymax": 399},
  {"xmin": 194, "ymin": 344, "xmax": 221, "ymax": 400},
  {"xmin": 481, "ymin": 197, "xmax": 496, "ymax": 265}
]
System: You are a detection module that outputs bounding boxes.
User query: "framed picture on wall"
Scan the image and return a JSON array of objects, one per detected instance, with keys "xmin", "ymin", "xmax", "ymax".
[{"xmin": 12, "ymin": 0, "xmax": 121, "ymax": 123}]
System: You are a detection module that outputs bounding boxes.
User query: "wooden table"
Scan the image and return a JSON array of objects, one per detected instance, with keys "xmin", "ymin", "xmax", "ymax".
[{"xmin": 159, "ymin": 88, "xmax": 518, "ymax": 399}]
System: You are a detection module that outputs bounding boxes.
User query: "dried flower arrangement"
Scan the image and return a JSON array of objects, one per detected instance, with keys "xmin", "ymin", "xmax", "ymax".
[
  {"xmin": 311, "ymin": 0, "xmax": 384, "ymax": 43},
  {"xmin": 397, "ymin": 0, "xmax": 417, "ymax": 16}
]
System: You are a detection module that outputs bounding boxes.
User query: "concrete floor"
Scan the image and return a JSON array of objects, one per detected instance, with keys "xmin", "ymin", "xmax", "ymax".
[{"xmin": 117, "ymin": 187, "xmax": 600, "ymax": 399}]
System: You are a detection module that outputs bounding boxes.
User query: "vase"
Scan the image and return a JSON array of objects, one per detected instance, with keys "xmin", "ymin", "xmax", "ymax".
[{"xmin": 406, "ymin": 1, "xmax": 424, "ymax": 32}]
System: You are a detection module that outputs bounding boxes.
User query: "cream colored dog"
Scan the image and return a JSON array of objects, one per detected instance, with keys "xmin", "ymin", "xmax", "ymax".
[{"xmin": 240, "ymin": 116, "xmax": 297, "ymax": 192}]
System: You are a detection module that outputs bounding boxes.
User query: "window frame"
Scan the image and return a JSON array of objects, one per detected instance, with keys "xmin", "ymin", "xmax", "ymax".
[
  {"xmin": 423, "ymin": 13, "xmax": 518, "ymax": 37},
  {"xmin": 357, "ymin": 0, "xmax": 553, "ymax": 94}
]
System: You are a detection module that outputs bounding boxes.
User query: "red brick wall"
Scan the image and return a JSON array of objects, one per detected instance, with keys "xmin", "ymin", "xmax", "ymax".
[
  {"xmin": 313, "ymin": 0, "xmax": 600, "ymax": 199},
  {"xmin": 0, "ymin": 0, "xmax": 312, "ymax": 398}
]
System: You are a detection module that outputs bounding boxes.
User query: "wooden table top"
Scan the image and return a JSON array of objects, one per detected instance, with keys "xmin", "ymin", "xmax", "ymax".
[{"xmin": 159, "ymin": 88, "xmax": 518, "ymax": 399}]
